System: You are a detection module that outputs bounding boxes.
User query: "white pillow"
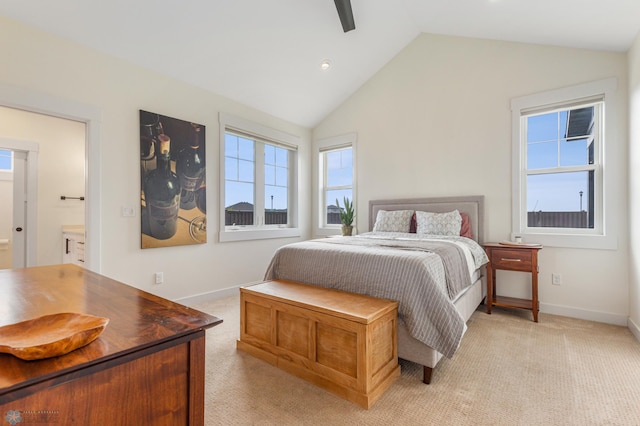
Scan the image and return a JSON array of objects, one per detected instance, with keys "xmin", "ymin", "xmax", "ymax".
[
  {"xmin": 416, "ymin": 210, "xmax": 462, "ymax": 236},
  {"xmin": 373, "ymin": 210, "xmax": 414, "ymax": 232}
]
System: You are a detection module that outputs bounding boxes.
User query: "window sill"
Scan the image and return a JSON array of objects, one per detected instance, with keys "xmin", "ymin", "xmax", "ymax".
[
  {"xmin": 219, "ymin": 227, "xmax": 301, "ymax": 242},
  {"xmin": 314, "ymin": 226, "xmax": 359, "ymax": 239},
  {"xmin": 513, "ymin": 232, "xmax": 617, "ymax": 250}
]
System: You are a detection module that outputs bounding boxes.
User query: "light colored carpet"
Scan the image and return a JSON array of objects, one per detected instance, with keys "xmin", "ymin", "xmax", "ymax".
[{"xmin": 195, "ymin": 295, "xmax": 640, "ymax": 425}]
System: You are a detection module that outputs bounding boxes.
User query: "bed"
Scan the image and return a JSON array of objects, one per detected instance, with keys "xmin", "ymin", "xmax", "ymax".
[{"xmin": 264, "ymin": 196, "xmax": 488, "ymax": 384}]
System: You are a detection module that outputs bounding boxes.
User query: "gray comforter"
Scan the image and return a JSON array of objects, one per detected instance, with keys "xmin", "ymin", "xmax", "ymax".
[{"xmin": 264, "ymin": 233, "xmax": 489, "ymax": 358}]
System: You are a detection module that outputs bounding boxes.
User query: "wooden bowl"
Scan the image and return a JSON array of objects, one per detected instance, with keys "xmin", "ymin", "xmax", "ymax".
[{"xmin": 0, "ymin": 312, "xmax": 109, "ymax": 361}]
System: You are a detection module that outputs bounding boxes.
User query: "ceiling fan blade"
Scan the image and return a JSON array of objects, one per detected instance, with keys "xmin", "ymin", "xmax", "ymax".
[{"xmin": 334, "ymin": 0, "xmax": 355, "ymax": 33}]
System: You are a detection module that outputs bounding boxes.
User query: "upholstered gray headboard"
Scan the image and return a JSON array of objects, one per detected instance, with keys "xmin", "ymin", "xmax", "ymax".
[{"xmin": 368, "ymin": 196, "xmax": 485, "ymax": 244}]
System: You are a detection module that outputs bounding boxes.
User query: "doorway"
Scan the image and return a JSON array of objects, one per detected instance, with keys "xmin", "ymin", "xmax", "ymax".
[
  {"xmin": 0, "ymin": 84, "xmax": 99, "ymax": 271},
  {"xmin": 0, "ymin": 108, "xmax": 85, "ymax": 269}
]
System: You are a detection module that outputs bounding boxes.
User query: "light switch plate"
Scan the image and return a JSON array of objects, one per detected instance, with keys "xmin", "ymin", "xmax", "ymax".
[{"xmin": 121, "ymin": 206, "xmax": 135, "ymax": 217}]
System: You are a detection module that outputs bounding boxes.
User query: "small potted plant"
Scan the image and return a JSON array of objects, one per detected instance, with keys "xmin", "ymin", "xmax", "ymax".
[{"xmin": 336, "ymin": 197, "xmax": 355, "ymax": 236}]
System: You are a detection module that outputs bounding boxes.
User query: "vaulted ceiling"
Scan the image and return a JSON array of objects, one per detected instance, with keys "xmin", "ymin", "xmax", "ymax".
[{"xmin": 2, "ymin": 1, "xmax": 639, "ymax": 127}]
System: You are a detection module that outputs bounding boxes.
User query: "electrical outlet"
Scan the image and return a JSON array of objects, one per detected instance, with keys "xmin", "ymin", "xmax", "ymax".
[
  {"xmin": 155, "ymin": 272, "xmax": 163, "ymax": 284},
  {"xmin": 552, "ymin": 273, "xmax": 562, "ymax": 285}
]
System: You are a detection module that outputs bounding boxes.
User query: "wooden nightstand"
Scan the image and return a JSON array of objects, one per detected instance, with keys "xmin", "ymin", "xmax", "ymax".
[{"xmin": 484, "ymin": 242, "xmax": 542, "ymax": 322}]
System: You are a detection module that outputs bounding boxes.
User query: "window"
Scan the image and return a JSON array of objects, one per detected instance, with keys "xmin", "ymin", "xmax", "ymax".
[
  {"xmin": 219, "ymin": 113, "xmax": 300, "ymax": 242},
  {"xmin": 322, "ymin": 147, "xmax": 353, "ymax": 225},
  {"xmin": 224, "ymin": 132, "xmax": 290, "ymax": 226},
  {"xmin": 0, "ymin": 149, "xmax": 12, "ymax": 181},
  {"xmin": 0, "ymin": 149, "xmax": 12, "ymax": 171},
  {"xmin": 315, "ymin": 134, "xmax": 356, "ymax": 234},
  {"xmin": 525, "ymin": 104, "xmax": 600, "ymax": 229},
  {"xmin": 511, "ymin": 78, "xmax": 617, "ymax": 249}
]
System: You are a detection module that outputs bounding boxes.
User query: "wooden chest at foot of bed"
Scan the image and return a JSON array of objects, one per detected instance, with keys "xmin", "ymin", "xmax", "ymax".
[{"xmin": 237, "ymin": 279, "xmax": 400, "ymax": 409}]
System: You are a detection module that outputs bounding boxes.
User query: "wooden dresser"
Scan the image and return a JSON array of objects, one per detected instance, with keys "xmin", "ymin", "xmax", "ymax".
[{"xmin": 0, "ymin": 264, "xmax": 222, "ymax": 425}]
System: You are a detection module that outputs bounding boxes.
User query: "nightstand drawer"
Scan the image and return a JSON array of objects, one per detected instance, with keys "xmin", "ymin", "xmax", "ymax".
[{"xmin": 490, "ymin": 248, "xmax": 532, "ymax": 272}]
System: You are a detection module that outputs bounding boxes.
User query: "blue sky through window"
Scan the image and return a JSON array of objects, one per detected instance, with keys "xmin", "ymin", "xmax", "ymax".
[
  {"xmin": 526, "ymin": 108, "xmax": 592, "ymax": 212},
  {"xmin": 264, "ymin": 144, "xmax": 288, "ymax": 210},
  {"xmin": 225, "ymin": 133, "xmax": 255, "ymax": 209},
  {"xmin": 326, "ymin": 148, "xmax": 353, "ymax": 209},
  {"xmin": 225, "ymin": 133, "xmax": 291, "ymax": 210},
  {"xmin": 0, "ymin": 149, "xmax": 12, "ymax": 171}
]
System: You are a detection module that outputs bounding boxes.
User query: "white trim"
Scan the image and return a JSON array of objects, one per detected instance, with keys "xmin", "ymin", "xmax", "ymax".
[
  {"xmin": 219, "ymin": 227, "xmax": 301, "ymax": 242},
  {"xmin": 218, "ymin": 113, "xmax": 301, "ymax": 242},
  {"xmin": 175, "ymin": 282, "xmax": 248, "ymax": 306},
  {"xmin": 510, "ymin": 78, "xmax": 618, "ymax": 250},
  {"xmin": 219, "ymin": 113, "xmax": 301, "ymax": 147},
  {"xmin": 628, "ymin": 317, "xmax": 640, "ymax": 343},
  {"xmin": 313, "ymin": 133, "xmax": 357, "ymax": 237},
  {"xmin": 540, "ymin": 301, "xmax": 627, "ymax": 326},
  {"xmin": 317, "ymin": 133, "xmax": 357, "ymax": 152},
  {"xmin": 0, "ymin": 83, "xmax": 102, "ymax": 271}
]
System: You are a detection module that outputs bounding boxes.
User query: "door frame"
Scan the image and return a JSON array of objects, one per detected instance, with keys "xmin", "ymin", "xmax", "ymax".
[
  {"xmin": 0, "ymin": 139, "xmax": 39, "ymax": 267},
  {"xmin": 0, "ymin": 83, "xmax": 102, "ymax": 271}
]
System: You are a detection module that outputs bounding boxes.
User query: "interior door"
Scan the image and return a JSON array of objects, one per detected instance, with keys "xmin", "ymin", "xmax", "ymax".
[{"xmin": 12, "ymin": 150, "xmax": 27, "ymax": 268}]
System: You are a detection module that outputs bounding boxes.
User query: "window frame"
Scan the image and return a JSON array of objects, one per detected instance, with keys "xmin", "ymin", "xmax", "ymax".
[
  {"xmin": 523, "ymin": 102, "xmax": 602, "ymax": 233},
  {"xmin": 511, "ymin": 78, "xmax": 618, "ymax": 250},
  {"xmin": 219, "ymin": 113, "xmax": 300, "ymax": 242},
  {"xmin": 314, "ymin": 133, "xmax": 357, "ymax": 236}
]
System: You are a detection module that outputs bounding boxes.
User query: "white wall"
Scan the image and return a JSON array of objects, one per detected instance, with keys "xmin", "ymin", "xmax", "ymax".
[
  {"xmin": 314, "ymin": 33, "xmax": 630, "ymax": 324},
  {"xmin": 0, "ymin": 16, "xmax": 633, "ymax": 322},
  {"xmin": 0, "ymin": 107, "xmax": 85, "ymax": 267},
  {"xmin": 0, "ymin": 17, "xmax": 312, "ymax": 300},
  {"xmin": 629, "ymin": 32, "xmax": 640, "ymax": 338}
]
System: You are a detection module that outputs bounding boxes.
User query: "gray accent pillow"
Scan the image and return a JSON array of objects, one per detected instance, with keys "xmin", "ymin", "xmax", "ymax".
[
  {"xmin": 416, "ymin": 210, "xmax": 462, "ymax": 236},
  {"xmin": 373, "ymin": 210, "xmax": 414, "ymax": 232}
]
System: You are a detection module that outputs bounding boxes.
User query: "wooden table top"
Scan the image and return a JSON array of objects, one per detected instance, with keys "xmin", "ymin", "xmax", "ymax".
[{"xmin": 0, "ymin": 264, "xmax": 222, "ymax": 397}]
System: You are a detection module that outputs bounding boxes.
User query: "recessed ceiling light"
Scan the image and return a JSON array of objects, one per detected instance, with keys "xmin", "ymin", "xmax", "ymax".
[{"xmin": 320, "ymin": 59, "xmax": 331, "ymax": 71}]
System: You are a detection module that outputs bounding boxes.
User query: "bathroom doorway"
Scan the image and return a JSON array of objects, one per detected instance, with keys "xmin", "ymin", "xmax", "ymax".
[{"xmin": 0, "ymin": 107, "xmax": 86, "ymax": 269}]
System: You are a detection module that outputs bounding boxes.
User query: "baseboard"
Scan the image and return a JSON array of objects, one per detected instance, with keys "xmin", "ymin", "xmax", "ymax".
[
  {"xmin": 175, "ymin": 281, "xmax": 261, "ymax": 307},
  {"xmin": 178, "ymin": 288, "xmax": 640, "ymax": 339},
  {"xmin": 540, "ymin": 302, "xmax": 628, "ymax": 326},
  {"xmin": 628, "ymin": 317, "xmax": 640, "ymax": 343}
]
